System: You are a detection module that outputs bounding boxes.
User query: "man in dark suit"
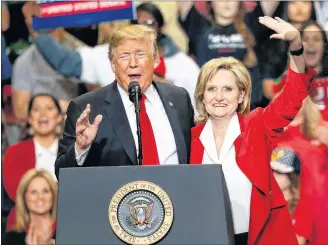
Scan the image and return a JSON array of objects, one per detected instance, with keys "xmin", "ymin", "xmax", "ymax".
[{"xmin": 55, "ymin": 24, "xmax": 195, "ymax": 178}]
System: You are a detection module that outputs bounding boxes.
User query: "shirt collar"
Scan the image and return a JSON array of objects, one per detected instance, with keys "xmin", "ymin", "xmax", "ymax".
[
  {"xmin": 143, "ymin": 83, "xmax": 157, "ymax": 105},
  {"xmin": 200, "ymin": 112, "xmax": 241, "ymax": 163},
  {"xmin": 200, "ymin": 119, "xmax": 219, "ymax": 163},
  {"xmin": 220, "ymin": 112, "xmax": 241, "ymax": 158},
  {"xmin": 117, "ymin": 82, "xmax": 157, "ymax": 108}
]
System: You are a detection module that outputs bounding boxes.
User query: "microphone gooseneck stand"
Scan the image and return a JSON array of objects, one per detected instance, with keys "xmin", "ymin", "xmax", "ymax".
[
  {"xmin": 134, "ymin": 91, "xmax": 143, "ymax": 166},
  {"xmin": 128, "ymin": 81, "xmax": 143, "ymax": 166}
]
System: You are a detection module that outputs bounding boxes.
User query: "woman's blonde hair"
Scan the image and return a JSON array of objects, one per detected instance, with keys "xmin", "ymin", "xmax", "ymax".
[
  {"xmin": 287, "ymin": 172, "xmax": 300, "ymax": 215},
  {"xmin": 108, "ymin": 24, "xmax": 159, "ymax": 59},
  {"xmin": 302, "ymin": 97, "xmax": 322, "ymax": 139},
  {"xmin": 14, "ymin": 169, "xmax": 57, "ymax": 231},
  {"xmin": 195, "ymin": 57, "xmax": 252, "ymax": 123}
]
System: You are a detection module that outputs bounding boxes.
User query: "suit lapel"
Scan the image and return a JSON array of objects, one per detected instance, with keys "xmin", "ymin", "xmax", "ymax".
[
  {"xmin": 190, "ymin": 123, "xmax": 206, "ymax": 164},
  {"xmin": 234, "ymin": 114, "xmax": 271, "ymax": 244},
  {"xmin": 153, "ymin": 82, "xmax": 187, "ymax": 165},
  {"xmin": 234, "ymin": 114, "xmax": 270, "ymax": 196},
  {"xmin": 103, "ymin": 82, "xmax": 137, "ymax": 165}
]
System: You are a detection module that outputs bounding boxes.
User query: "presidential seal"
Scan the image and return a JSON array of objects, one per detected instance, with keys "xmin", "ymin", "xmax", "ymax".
[{"xmin": 108, "ymin": 181, "xmax": 174, "ymax": 245}]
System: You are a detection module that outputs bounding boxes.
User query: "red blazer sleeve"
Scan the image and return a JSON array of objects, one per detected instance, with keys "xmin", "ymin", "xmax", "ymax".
[
  {"xmin": 262, "ymin": 66, "xmax": 316, "ymax": 147},
  {"xmin": 292, "ymin": 197, "xmax": 313, "ymax": 241},
  {"xmin": 3, "ymin": 140, "xmax": 35, "ymax": 201}
]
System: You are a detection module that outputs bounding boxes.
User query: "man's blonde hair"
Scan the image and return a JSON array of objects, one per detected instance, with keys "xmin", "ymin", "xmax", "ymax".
[
  {"xmin": 195, "ymin": 57, "xmax": 251, "ymax": 123},
  {"xmin": 14, "ymin": 169, "xmax": 57, "ymax": 231},
  {"xmin": 108, "ymin": 24, "xmax": 159, "ymax": 59}
]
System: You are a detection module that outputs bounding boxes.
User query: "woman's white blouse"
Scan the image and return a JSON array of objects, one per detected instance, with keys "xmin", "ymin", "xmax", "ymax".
[
  {"xmin": 33, "ymin": 138, "xmax": 58, "ymax": 181},
  {"xmin": 200, "ymin": 113, "xmax": 252, "ymax": 234}
]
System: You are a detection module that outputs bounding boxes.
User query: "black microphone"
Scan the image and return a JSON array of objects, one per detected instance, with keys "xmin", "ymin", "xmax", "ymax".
[
  {"xmin": 128, "ymin": 81, "xmax": 143, "ymax": 165},
  {"xmin": 128, "ymin": 81, "xmax": 142, "ymax": 104}
]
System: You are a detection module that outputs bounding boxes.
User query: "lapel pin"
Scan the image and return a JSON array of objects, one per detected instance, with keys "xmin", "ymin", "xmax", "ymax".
[{"xmin": 169, "ymin": 101, "xmax": 174, "ymax": 107}]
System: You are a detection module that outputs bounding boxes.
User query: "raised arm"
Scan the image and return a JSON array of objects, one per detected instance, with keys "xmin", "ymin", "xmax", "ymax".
[
  {"xmin": 12, "ymin": 57, "xmax": 32, "ymax": 126},
  {"xmin": 22, "ymin": 2, "xmax": 101, "ymax": 85},
  {"xmin": 246, "ymin": 2, "xmax": 283, "ymax": 49},
  {"xmin": 178, "ymin": 1, "xmax": 194, "ymax": 21},
  {"xmin": 1, "ymin": 2, "xmax": 10, "ymax": 32},
  {"xmin": 178, "ymin": 1, "xmax": 209, "ymax": 57},
  {"xmin": 34, "ymin": 34, "xmax": 82, "ymax": 78},
  {"xmin": 21, "ymin": 2, "xmax": 89, "ymax": 81},
  {"xmin": 260, "ymin": 2, "xmax": 280, "ymax": 17},
  {"xmin": 258, "ymin": 16, "xmax": 316, "ymax": 145}
]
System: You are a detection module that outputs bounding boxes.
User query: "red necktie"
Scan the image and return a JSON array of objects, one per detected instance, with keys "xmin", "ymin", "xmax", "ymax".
[{"xmin": 140, "ymin": 95, "xmax": 160, "ymax": 165}]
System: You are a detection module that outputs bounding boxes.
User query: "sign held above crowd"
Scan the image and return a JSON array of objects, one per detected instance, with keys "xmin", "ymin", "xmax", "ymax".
[{"xmin": 32, "ymin": 0, "xmax": 136, "ymax": 30}]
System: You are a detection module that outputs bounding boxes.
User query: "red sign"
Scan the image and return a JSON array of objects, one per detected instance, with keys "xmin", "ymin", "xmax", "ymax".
[{"xmin": 310, "ymin": 77, "xmax": 328, "ymax": 107}]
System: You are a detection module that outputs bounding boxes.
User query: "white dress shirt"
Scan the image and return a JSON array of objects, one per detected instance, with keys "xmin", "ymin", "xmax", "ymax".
[
  {"xmin": 200, "ymin": 113, "xmax": 252, "ymax": 234},
  {"xmin": 76, "ymin": 83, "xmax": 178, "ymax": 166},
  {"xmin": 33, "ymin": 138, "xmax": 58, "ymax": 181}
]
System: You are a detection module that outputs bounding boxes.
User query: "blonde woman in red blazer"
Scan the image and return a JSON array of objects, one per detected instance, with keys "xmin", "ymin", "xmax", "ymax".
[
  {"xmin": 3, "ymin": 93, "xmax": 62, "ymax": 231},
  {"xmin": 190, "ymin": 17, "xmax": 316, "ymax": 245}
]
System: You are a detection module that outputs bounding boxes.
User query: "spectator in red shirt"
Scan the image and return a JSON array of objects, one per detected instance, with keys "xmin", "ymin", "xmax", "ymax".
[
  {"xmin": 270, "ymin": 96, "xmax": 328, "ymax": 244},
  {"xmin": 270, "ymin": 147, "xmax": 301, "ymax": 214}
]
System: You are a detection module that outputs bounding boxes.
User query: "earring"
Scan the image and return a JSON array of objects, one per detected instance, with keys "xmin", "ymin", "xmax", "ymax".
[
  {"xmin": 28, "ymin": 127, "xmax": 34, "ymax": 136},
  {"xmin": 55, "ymin": 124, "xmax": 62, "ymax": 135}
]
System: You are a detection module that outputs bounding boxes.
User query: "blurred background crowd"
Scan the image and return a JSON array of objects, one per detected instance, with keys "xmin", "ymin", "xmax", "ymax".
[{"xmin": 1, "ymin": 1, "xmax": 328, "ymax": 244}]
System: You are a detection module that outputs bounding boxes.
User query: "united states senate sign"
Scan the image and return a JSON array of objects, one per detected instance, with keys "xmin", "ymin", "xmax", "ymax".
[{"xmin": 108, "ymin": 181, "xmax": 174, "ymax": 245}]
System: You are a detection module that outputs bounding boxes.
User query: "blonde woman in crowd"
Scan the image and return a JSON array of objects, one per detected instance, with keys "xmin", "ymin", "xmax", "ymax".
[
  {"xmin": 2, "ymin": 169, "xmax": 57, "ymax": 245},
  {"xmin": 189, "ymin": 15, "xmax": 316, "ymax": 244}
]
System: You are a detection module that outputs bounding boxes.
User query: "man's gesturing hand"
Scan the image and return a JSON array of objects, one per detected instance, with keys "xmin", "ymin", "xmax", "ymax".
[{"xmin": 75, "ymin": 104, "xmax": 103, "ymax": 154}]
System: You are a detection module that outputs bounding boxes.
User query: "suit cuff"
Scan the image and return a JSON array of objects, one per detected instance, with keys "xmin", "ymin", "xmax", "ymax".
[{"xmin": 75, "ymin": 144, "xmax": 91, "ymax": 166}]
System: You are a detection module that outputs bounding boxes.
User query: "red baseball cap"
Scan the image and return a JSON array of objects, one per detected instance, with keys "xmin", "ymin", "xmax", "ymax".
[{"xmin": 154, "ymin": 56, "xmax": 166, "ymax": 78}]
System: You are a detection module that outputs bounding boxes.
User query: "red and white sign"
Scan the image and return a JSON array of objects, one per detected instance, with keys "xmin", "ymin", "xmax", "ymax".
[
  {"xmin": 39, "ymin": 1, "xmax": 131, "ymax": 18},
  {"xmin": 311, "ymin": 76, "xmax": 328, "ymax": 107}
]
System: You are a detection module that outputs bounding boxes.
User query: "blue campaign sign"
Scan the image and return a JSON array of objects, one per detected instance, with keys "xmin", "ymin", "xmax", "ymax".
[{"xmin": 33, "ymin": 1, "xmax": 136, "ymax": 30}]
